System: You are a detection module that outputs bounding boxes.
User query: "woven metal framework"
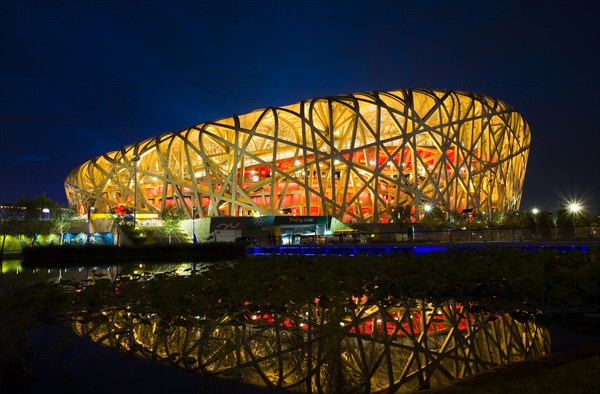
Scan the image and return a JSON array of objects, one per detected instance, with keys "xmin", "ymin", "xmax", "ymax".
[
  {"xmin": 71, "ymin": 299, "xmax": 549, "ymax": 393},
  {"xmin": 65, "ymin": 89, "xmax": 530, "ymax": 222}
]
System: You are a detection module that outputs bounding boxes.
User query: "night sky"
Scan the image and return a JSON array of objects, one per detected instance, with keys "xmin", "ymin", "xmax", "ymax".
[{"xmin": 1, "ymin": 0, "xmax": 599, "ymax": 214}]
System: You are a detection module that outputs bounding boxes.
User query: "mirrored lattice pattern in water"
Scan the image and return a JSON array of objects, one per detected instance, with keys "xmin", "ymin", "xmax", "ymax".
[{"xmin": 70, "ymin": 299, "xmax": 549, "ymax": 393}]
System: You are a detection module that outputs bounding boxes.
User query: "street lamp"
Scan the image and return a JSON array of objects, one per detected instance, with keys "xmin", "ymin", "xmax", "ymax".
[
  {"xmin": 531, "ymin": 208, "xmax": 539, "ymax": 215},
  {"xmin": 131, "ymin": 155, "xmax": 140, "ymax": 226},
  {"xmin": 567, "ymin": 201, "xmax": 582, "ymax": 215},
  {"xmin": 421, "ymin": 203, "xmax": 432, "ymax": 222}
]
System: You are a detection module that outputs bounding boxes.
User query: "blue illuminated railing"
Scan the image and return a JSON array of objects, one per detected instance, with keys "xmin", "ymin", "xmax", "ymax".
[{"xmin": 248, "ymin": 243, "xmax": 590, "ymax": 256}]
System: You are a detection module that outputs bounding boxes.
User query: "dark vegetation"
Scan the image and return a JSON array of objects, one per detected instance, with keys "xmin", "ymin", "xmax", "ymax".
[
  {"xmin": 2, "ymin": 247, "xmax": 600, "ymax": 390},
  {"xmin": 10, "ymin": 247, "xmax": 600, "ymax": 325},
  {"xmin": 117, "ymin": 248, "xmax": 600, "ymax": 318}
]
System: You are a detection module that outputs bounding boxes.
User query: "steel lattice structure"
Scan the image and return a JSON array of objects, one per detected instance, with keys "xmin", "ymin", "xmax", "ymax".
[
  {"xmin": 65, "ymin": 89, "xmax": 530, "ymax": 222},
  {"xmin": 70, "ymin": 299, "xmax": 549, "ymax": 393}
]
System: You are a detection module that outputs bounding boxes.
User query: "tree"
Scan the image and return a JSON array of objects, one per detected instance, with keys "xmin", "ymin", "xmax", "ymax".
[
  {"xmin": 490, "ymin": 211, "xmax": 505, "ymax": 228},
  {"xmin": 534, "ymin": 210, "xmax": 554, "ymax": 239},
  {"xmin": 447, "ymin": 210, "xmax": 466, "ymax": 229},
  {"xmin": 423, "ymin": 206, "xmax": 446, "ymax": 230},
  {"xmin": 16, "ymin": 194, "xmax": 60, "ymax": 246},
  {"xmin": 555, "ymin": 208, "xmax": 575, "ymax": 240},
  {"xmin": 161, "ymin": 206, "xmax": 185, "ymax": 244},
  {"xmin": 51, "ymin": 207, "xmax": 76, "ymax": 245},
  {"xmin": 520, "ymin": 211, "xmax": 536, "ymax": 229},
  {"xmin": 390, "ymin": 204, "xmax": 412, "ymax": 224},
  {"xmin": 1, "ymin": 206, "xmax": 21, "ymax": 262}
]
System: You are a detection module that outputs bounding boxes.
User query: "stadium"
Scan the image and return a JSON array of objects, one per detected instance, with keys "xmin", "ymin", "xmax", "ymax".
[{"xmin": 65, "ymin": 89, "xmax": 530, "ymax": 226}]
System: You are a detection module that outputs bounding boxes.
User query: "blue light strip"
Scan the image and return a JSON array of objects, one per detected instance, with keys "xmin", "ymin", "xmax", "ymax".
[{"xmin": 247, "ymin": 244, "xmax": 590, "ymax": 257}]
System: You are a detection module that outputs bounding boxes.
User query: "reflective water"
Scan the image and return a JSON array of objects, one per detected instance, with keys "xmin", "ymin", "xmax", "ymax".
[
  {"xmin": 69, "ymin": 298, "xmax": 549, "ymax": 393},
  {"xmin": 1, "ymin": 260, "xmax": 551, "ymax": 393}
]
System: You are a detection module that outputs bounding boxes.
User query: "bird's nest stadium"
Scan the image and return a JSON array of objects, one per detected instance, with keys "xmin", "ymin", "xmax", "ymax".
[{"xmin": 65, "ymin": 89, "xmax": 530, "ymax": 224}]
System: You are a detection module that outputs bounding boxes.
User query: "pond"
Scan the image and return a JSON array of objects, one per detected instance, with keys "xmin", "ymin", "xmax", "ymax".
[
  {"xmin": 69, "ymin": 294, "xmax": 550, "ymax": 392},
  {"xmin": 2, "ymin": 249, "xmax": 599, "ymax": 393}
]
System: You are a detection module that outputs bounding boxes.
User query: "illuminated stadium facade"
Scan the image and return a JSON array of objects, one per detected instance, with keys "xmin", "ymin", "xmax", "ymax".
[{"xmin": 65, "ymin": 89, "xmax": 530, "ymax": 223}]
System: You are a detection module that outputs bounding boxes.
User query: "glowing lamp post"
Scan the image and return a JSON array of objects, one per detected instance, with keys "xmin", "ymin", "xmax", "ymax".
[
  {"xmin": 567, "ymin": 201, "xmax": 584, "ymax": 229},
  {"xmin": 567, "ymin": 201, "xmax": 582, "ymax": 215},
  {"xmin": 421, "ymin": 203, "xmax": 432, "ymax": 222}
]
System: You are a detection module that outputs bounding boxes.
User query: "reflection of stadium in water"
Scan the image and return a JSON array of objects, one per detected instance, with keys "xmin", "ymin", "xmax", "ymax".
[{"xmin": 70, "ymin": 297, "xmax": 550, "ymax": 393}]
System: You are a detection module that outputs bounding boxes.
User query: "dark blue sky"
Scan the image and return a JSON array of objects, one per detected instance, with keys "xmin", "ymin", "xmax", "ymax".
[{"xmin": 1, "ymin": 0, "xmax": 599, "ymax": 213}]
